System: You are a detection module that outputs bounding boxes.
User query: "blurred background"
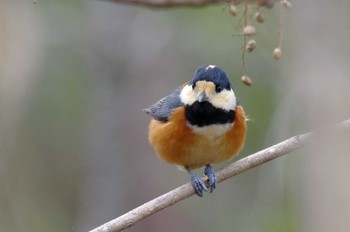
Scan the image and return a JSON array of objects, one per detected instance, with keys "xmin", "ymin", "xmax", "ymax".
[{"xmin": 1, "ymin": 0, "xmax": 350, "ymax": 231}]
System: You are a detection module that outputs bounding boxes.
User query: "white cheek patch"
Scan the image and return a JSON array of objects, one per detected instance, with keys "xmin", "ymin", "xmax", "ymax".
[
  {"xmin": 180, "ymin": 85, "xmax": 196, "ymax": 105},
  {"xmin": 180, "ymin": 84, "xmax": 237, "ymax": 111},
  {"xmin": 209, "ymin": 89, "xmax": 236, "ymax": 111},
  {"xmin": 188, "ymin": 123, "xmax": 233, "ymax": 139}
]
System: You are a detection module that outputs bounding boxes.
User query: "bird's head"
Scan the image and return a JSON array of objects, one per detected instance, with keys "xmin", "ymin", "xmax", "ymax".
[{"xmin": 180, "ymin": 65, "xmax": 237, "ymax": 111}]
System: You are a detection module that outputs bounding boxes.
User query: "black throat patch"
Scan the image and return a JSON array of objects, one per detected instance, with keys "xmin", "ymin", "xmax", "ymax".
[{"xmin": 185, "ymin": 101, "xmax": 235, "ymax": 127}]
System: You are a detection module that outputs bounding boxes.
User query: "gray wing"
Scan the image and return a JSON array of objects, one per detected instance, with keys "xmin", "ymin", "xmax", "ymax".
[{"xmin": 144, "ymin": 87, "xmax": 183, "ymax": 122}]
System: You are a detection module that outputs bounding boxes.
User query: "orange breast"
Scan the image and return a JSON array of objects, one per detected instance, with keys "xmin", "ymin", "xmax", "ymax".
[{"xmin": 148, "ymin": 106, "xmax": 247, "ymax": 169}]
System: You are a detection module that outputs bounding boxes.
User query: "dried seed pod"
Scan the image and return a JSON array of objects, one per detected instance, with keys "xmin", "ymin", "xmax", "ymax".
[
  {"xmin": 241, "ymin": 75, "xmax": 252, "ymax": 86},
  {"xmin": 228, "ymin": 5, "xmax": 237, "ymax": 16},
  {"xmin": 231, "ymin": 0, "xmax": 241, "ymax": 5},
  {"xmin": 243, "ymin": 25, "xmax": 256, "ymax": 36},
  {"xmin": 255, "ymin": 12, "xmax": 264, "ymax": 23},
  {"xmin": 245, "ymin": 40, "xmax": 256, "ymax": 53},
  {"xmin": 258, "ymin": 0, "xmax": 274, "ymax": 9},
  {"xmin": 282, "ymin": 0, "xmax": 292, "ymax": 8},
  {"xmin": 273, "ymin": 48, "xmax": 282, "ymax": 60}
]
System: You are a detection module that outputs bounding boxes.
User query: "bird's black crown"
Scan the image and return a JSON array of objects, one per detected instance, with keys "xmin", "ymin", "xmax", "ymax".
[{"xmin": 190, "ymin": 65, "xmax": 232, "ymax": 92}]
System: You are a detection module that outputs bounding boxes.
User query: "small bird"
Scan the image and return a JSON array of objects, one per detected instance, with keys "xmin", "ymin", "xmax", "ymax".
[{"xmin": 145, "ymin": 65, "xmax": 247, "ymax": 197}]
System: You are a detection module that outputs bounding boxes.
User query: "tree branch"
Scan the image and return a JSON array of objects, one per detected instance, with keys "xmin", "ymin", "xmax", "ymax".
[
  {"xmin": 105, "ymin": 0, "xmax": 277, "ymax": 8},
  {"xmin": 89, "ymin": 118, "xmax": 350, "ymax": 232},
  {"xmin": 109, "ymin": 0, "xmax": 225, "ymax": 7}
]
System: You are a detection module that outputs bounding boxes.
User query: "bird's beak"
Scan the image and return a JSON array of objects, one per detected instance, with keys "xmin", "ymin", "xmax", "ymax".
[{"xmin": 197, "ymin": 91, "xmax": 209, "ymax": 102}]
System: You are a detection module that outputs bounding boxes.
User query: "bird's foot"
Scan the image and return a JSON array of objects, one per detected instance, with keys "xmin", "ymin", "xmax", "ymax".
[
  {"xmin": 204, "ymin": 164, "xmax": 217, "ymax": 193},
  {"xmin": 188, "ymin": 170, "xmax": 208, "ymax": 197}
]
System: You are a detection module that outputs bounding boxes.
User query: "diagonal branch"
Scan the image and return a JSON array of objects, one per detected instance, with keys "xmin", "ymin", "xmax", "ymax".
[{"xmin": 89, "ymin": 118, "xmax": 350, "ymax": 232}]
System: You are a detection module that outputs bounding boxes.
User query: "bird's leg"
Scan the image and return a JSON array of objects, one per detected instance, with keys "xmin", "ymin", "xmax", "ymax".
[
  {"xmin": 186, "ymin": 167, "xmax": 208, "ymax": 197},
  {"xmin": 204, "ymin": 164, "xmax": 217, "ymax": 193}
]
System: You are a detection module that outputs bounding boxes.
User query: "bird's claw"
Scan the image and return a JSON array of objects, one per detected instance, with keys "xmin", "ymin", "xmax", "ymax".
[
  {"xmin": 190, "ymin": 172, "xmax": 208, "ymax": 197},
  {"xmin": 204, "ymin": 164, "xmax": 217, "ymax": 193},
  {"xmin": 187, "ymin": 164, "xmax": 216, "ymax": 197}
]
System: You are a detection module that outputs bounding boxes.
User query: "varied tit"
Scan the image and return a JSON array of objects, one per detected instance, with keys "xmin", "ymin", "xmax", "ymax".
[{"xmin": 145, "ymin": 65, "xmax": 247, "ymax": 197}]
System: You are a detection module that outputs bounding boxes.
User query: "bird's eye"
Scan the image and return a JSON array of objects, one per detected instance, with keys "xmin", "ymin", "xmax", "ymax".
[
  {"xmin": 191, "ymin": 83, "xmax": 196, "ymax": 89},
  {"xmin": 215, "ymin": 86, "xmax": 223, "ymax": 92}
]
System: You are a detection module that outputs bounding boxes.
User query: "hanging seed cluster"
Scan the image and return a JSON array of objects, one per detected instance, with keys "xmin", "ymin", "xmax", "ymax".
[{"xmin": 228, "ymin": 0, "xmax": 292, "ymax": 86}]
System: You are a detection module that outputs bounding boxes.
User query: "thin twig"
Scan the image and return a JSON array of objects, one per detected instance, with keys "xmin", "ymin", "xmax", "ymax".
[
  {"xmin": 277, "ymin": 0, "xmax": 285, "ymax": 48},
  {"xmin": 89, "ymin": 118, "xmax": 350, "ymax": 232},
  {"xmin": 241, "ymin": 1, "xmax": 249, "ymax": 74}
]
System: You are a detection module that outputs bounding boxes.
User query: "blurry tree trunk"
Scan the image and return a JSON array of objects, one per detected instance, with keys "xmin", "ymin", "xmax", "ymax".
[{"xmin": 287, "ymin": 1, "xmax": 350, "ymax": 231}]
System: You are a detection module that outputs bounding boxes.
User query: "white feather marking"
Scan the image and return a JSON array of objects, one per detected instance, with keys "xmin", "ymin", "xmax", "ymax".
[
  {"xmin": 206, "ymin": 65, "xmax": 216, "ymax": 70},
  {"xmin": 188, "ymin": 123, "xmax": 233, "ymax": 139}
]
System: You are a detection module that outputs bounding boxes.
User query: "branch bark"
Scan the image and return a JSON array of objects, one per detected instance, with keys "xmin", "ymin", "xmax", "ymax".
[
  {"xmin": 109, "ymin": 0, "xmax": 225, "ymax": 7},
  {"xmin": 106, "ymin": 0, "xmax": 277, "ymax": 8},
  {"xmin": 89, "ymin": 118, "xmax": 350, "ymax": 232}
]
